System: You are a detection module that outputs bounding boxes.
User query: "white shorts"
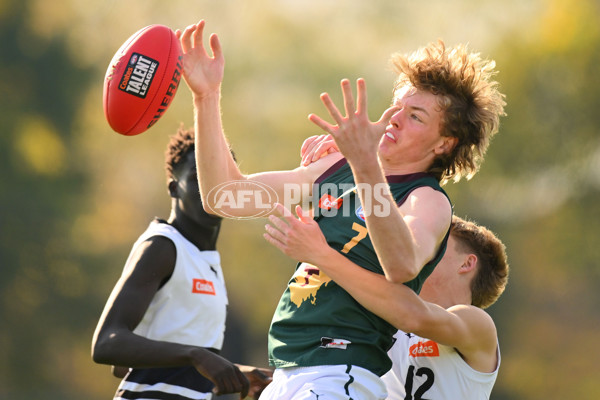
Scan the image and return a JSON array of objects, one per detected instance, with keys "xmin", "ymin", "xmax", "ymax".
[{"xmin": 258, "ymin": 365, "xmax": 387, "ymax": 400}]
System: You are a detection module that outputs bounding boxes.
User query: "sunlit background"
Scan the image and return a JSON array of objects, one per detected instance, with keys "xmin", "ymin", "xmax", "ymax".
[{"xmin": 1, "ymin": 0, "xmax": 599, "ymax": 398}]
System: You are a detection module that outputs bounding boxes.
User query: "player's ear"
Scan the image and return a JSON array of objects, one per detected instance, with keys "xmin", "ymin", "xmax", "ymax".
[
  {"xmin": 168, "ymin": 180, "xmax": 179, "ymax": 198},
  {"xmin": 459, "ymin": 254, "xmax": 477, "ymax": 274},
  {"xmin": 434, "ymin": 136, "xmax": 458, "ymax": 155}
]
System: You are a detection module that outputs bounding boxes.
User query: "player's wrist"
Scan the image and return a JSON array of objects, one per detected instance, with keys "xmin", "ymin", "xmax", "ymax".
[
  {"xmin": 347, "ymin": 154, "xmax": 382, "ymax": 177},
  {"xmin": 192, "ymin": 89, "xmax": 221, "ymax": 105},
  {"xmin": 315, "ymin": 247, "xmax": 344, "ymax": 274},
  {"xmin": 188, "ymin": 346, "xmax": 211, "ymax": 367}
]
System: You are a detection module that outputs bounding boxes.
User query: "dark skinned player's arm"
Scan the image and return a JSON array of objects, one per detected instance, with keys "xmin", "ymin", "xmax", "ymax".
[{"xmin": 92, "ymin": 236, "xmax": 249, "ymax": 397}]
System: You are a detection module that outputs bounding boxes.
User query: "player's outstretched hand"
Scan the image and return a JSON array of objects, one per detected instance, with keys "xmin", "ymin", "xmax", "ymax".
[
  {"xmin": 177, "ymin": 20, "xmax": 224, "ymax": 99},
  {"xmin": 191, "ymin": 348, "xmax": 249, "ymax": 398},
  {"xmin": 308, "ymin": 78, "xmax": 399, "ymax": 168}
]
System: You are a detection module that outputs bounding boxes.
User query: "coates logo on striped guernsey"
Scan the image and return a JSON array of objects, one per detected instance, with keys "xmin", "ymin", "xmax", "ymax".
[
  {"xmin": 409, "ymin": 340, "xmax": 440, "ymax": 357},
  {"xmin": 192, "ymin": 279, "xmax": 216, "ymax": 295}
]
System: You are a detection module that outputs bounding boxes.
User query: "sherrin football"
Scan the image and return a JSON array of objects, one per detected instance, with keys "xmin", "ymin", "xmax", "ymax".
[{"xmin": 103, "ymin": 25, "xmax": 183, "ymax": 136}]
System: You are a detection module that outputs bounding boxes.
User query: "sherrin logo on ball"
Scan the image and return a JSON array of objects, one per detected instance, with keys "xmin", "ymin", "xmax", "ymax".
[{"xmin": 103, "ymin": 24, "xmax": 183, "ymax": 136}]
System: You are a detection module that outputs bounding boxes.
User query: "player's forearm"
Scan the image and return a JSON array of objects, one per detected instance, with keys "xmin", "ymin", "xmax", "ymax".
[
  {"xmin": 317, "ymin": 248, "xmax": 424, "ymax": 330},
  {"xmin": 193, "ymin": 93, "xmax": 245, "ymax": 208},
  {"xmin": 92, "ymin": 328, "xmax": 204, "ymax": 369},
  {"xmin": 349, "ymin": 162, "xmax": 420, "ymax": 283},
  {"xmin": 317, "ymin": 252, "xmax": 468, "ymax": 342}
]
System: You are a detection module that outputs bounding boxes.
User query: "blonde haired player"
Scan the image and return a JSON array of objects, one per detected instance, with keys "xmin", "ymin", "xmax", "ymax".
[{"xmin": 178, "ymin": 19, "xmax": 505, "ymax": 399}]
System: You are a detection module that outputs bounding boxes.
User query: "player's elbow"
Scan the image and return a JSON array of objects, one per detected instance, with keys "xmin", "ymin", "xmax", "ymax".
[
  {"xmin": 396, "ymin": 267, "xmax": 421, "ymax": 284},
  {"xmin": 91, "ymin": 340, "xmax": 111, "ymax": 365},
  {"xmin": 91, "ymin": 331, "xmax": 120, "ymax": 365},
  {"xmin": 385, "ymin": 260, "xmax": 421, "ymax": 284}
]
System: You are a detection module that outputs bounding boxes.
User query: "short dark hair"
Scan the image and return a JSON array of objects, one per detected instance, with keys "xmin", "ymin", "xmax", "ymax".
[
  {"xmin": 165, "ymin": 124, "xmax": 195, "ymax": 183},
  {"xmin": 450, "ymin": 216, "xmax": 509, "ymax": 309},
  {"xmin": 164, "ymin": 124, "xmax": 236, "ymax": 183}
]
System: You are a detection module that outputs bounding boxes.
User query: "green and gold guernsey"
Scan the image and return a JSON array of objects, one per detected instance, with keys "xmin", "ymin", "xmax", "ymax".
[{"xmin": 268, "ymin": 159, "xmax": 452, "ymax": 377}]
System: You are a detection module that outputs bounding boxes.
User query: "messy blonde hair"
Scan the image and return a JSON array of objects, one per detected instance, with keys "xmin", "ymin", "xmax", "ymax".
[{"xmin": 390, "ymin": 40, "xmax": 506, "ymax": 184}]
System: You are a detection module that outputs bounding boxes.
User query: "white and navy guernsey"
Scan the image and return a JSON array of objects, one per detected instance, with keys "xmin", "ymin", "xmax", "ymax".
[
  {"xmin": 114, "ymin": 220, "xmax": 228, "ymax": 400},
  {"xmin": 383, "ymin": 330, "xmax": 500, "ymax": 400}
]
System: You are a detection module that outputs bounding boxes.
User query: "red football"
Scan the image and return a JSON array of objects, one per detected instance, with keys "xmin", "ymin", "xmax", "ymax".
[{"xmin": 103, "ymin": 25, "xmax": 183, "ymax": 136}]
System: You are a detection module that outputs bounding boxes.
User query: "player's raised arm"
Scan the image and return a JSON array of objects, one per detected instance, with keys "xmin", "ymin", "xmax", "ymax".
[{"xmin": 178, "ymin": 21, "xmax": 342, "ymax": 218}]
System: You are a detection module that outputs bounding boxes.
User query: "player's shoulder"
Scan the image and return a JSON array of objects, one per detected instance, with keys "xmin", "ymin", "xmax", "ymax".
[
  {"xmin": 136, "ymin": 221, "xmax": 182, "ymax": 249},
  {"xmin": 400, "ymin": 185, "xmax": 452, "ymax": 234},
  {"xmin": 447, "ymin": 305, "xmax": 499, "ymax": 373},
  {"xmin": 402, "ymin": 185, "xmax": 452, "ymax": 219},
  {"xmin": 128, "ymin": 227, "xmax": 178, "ymax": 275},
  {"xmin": 447, "ymin": 304, "xmax": 497, "ymax": 340},
  {"xmin": 408, "ymin": 185, "xmax": 451, "ymax": 206}
]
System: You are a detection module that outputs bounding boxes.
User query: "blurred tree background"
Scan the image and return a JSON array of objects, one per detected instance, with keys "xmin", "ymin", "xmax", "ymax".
[{"xmin": 0, "ymin": 0, "xmax": 598, "ymax": 398}]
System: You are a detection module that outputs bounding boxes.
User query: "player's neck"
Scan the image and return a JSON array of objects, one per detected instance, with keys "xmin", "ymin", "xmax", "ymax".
[
  {"xmin": 380, "ymin": 157, "xmax": 433, "ymax": 177},
  {"xmin": 169, "ymin": 214, "xmax": 221, "ymax": 251},
  {"xmin": 420, "ymin": 286, "xmax": 471, "ymax": 309}
]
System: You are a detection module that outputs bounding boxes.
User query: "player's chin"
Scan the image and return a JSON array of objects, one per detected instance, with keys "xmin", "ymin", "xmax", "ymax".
[{"xmin": 377, "ymin": 140, "xmax": 392, "ymax": 156}]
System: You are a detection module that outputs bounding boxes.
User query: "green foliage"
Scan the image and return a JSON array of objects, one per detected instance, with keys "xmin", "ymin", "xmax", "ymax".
[
  {"xmin": 0, "ymin": 2, "xmax": 99, "ymax": 397},
  {"xmin": 1, "ymin": 0, "xmax": 599, "ymax": 399}
]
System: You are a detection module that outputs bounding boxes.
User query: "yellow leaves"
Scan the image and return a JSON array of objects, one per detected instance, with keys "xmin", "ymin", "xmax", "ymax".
[
  {"xmin": 14, "ymin": 116, "xmax": 67, "ymax": 176},
  {"xmin": 538, "ymin": 0, "xmax": 600, "ymax": 53}
]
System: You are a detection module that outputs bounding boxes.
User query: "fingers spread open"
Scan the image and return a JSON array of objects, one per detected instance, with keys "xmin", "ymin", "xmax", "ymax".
[
  {"xmin": 320, "ymin": 92, "xmax": 344, "ymax": 126},
  {"xmin": 264, "ymin": 223, "xmax": 283, "ymax": 244},
  {"xmin": 356, "ymin": 78, "xmax": 367, "ymax": 115},
  {"xmin": 209, "ymin": 33, "xmax": 223, "ymax": 61},
  {"xmin": 378, "ymin": 105, "xmax": 402, "ymax": 124},
  {"xmin": 191, "ymin": 20, "xmax": 206, "ymax": 51},
  {"xmin": 341, "ymin": 79, "xmax": 356, "ymax": 117},
  {"xmin": 308, "ymin": 113, "xmax": 335, "ymax": 135},
  {"xmin": 179, "ymin": 24, "xmax": 197, "ymax": 53},
  {"xmin": 295, "ymin": 205, "xmax": 312, "ymax": 223}
]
